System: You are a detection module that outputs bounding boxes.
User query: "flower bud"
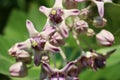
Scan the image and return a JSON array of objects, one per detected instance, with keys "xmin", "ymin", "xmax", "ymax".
[
  {"xmin": 74, "ymin": 20, "xmax": 88, "ymax": 34},
  {"xmin": 96, "ymin": 29, "xmax": 114, "ymax": 46},
  {"xmin": 49, "ymin": 32, "xmax": 65, "ymax": 46},
  {"xmin": 86, "ymin": 28, "xmax": 95, "ymax": 37},
  {"xmin": 9, "ymin": 62, "xmax": 27, "ymax": 77},
  {"xmin": 93, "ymin": 17, "xmax": 107, "ymax": 28},
  {"xmin": 16, "ymin": 50, "xmax": 31, "ymax": 63}
]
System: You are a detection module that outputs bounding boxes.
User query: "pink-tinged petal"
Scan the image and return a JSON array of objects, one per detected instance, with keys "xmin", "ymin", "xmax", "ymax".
[
  {"xmin": 8, "ymin": 39, "xmax": 31, "ymax": 56},
  {"xmin": 58, "ymin": 21, "xmax": 69, "ymax": 38},
  {"xmin": 75, "ymin": 0, "xmax": 86, "ymax": 2},
  {"xmin": 9, "ymin": 62, "xmax": 27, "ymax": 77},
  {"xmin": 18, "ymin": 39, "xmax": 31, "ymax": 50},
  {"xmin": 26, "ymin": 20, "xmax": 39, "ymax": 37},
  {"xmin": 39, "ymin": 6, "xmax": 52, "ymax": 17},
  {"xmin": 61, "ymin": 61, "xmax": 75, "ymax": 73},
  {"xmin": 104, "ymin": 0, "xmax": 112, "ymax": 2},
  {"xmin": 33, "ymin": 50, "xmax": 41, "ymax": 66},
  {"xmin": 53, "ymin": 0, "xmax": 63, "ymax": 8},
  {"xmin": 44, "ymin": 42, "xmax": 60, "ymax": 53},
  {"xmin": 8, "ymin": 44, "xmax": 19, "ymax": 56},
  {"xmin": 42, "ymin": 19, "xmax": 52, "ymax": 30},
  {"xmin": 64, "ymin": 9, "xmax": 80, "ymax": 19},
  {"xmin": 93, "ymin": 1, "xmax": 104, "ymax": 17},
  {"xmin": 40, "ymin": 27, "xmax": 56, "ymax": 39},
  {"xmin": 16, "ymin": 50, "xmax": 30, "ymax": 58},
  {"xmin": 42, "ymin": 61, "xmax": 54, "ymax": 74}
]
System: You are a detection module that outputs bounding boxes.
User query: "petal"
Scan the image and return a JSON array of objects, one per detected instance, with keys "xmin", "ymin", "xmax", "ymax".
[
  {"xmin": 104, "ymin": 0, "xmax": 112, "ymax": 2},
  {"xmin": 8, "ymin": 39, "xmax": 31, "ymax": 56},
  {"xmin": 42, "ymin": 61, "xmax": 54, "ymax": 74},
  {"xmin": 39, "ymin": 6, "xmax": 52, "ymax": 17},
  {"xmin": 44, "ymin": 42, "xmax": 60, "ymax": 53},
  {"xmin": 53, "ymin": 0, "xmax": 63, "ymax": 8},
  {"xmin": 58, "ymin": 21, "xmax": 69, "ymax": 38},
  {"xmin": 93, "ymin": 1, "xmax": 104, "ymax": 17},
  {"xmin": 104, "ymin": 49, "xmax": 116, "ymax": 58},
  {"xmin": 75, "ymin": 0, "xmax": 86, "ymax": 2},
  {"xmin": 18, "ymin": 39, "xmax": 31, "ymax": 50},
  {"xmin": 61, "ymin": 61, "xmax": 75, "ymax": 73},
  {"xmin": 33, "ymin": 50, "xmax": 41, "ymax": 66},
  {"xmin": 26, "ymin": 20, "xmax": 39, "ymax": 37},
  {"xmin": 64, "ymin": 9, "xmax": 80, "ymax": 19},
  {"xmin": 40, "ymin": 27, "xmax": 56, "ymax": 39},
  {"xmin": 16, "ymin": 50, "xmax": 30, "ymax": 58}
]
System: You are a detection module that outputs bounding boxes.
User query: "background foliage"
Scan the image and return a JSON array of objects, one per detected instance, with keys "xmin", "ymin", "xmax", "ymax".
[{"xmin": 0, "ymin": 0, "xmax": 120, "ymax": 80}]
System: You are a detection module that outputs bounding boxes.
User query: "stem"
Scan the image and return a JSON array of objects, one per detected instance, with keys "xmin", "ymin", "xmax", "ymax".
[
  {"xmin": 59, "ymin": 47, "xmax": 67, "ymax": 64},
  {"xmin": 72, "ymin": 30, "xmax": 84, "ymax": 52},
  {"xmin": 50, "ymin": 53, "xmax": 57, "ymax": 68}
]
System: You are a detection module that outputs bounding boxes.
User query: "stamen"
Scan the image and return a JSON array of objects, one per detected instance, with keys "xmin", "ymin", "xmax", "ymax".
[
  {"xmin": 31, "ymin": 40, "xmax": 38, "ymax": 47},
  {"xmin": 51, "ymin": 9, "xmax": 57, "ymax": 15}
]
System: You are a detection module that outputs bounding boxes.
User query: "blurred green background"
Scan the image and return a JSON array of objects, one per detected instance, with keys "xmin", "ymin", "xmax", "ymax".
[{"xmin": 0, "ymin": 0, "xmax": 120, "ymax": 80}]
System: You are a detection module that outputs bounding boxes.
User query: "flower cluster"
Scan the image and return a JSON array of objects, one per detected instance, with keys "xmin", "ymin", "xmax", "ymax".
[{"xmin": 8, "ymin": 0, "xmax": 116, "ymax": 79}]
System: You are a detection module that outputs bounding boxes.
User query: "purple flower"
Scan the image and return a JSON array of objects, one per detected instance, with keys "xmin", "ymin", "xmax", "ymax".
[
  {"xmin": 39, "ymin": 0, "xmax": 80, "ymax": 38},
  {"xmin": 26, "ymin": 20, "xmax": 60, "ymax": 66},
  {"xmin": 42, "ymin": 61, "xmax": 76, "ymax": 80}
]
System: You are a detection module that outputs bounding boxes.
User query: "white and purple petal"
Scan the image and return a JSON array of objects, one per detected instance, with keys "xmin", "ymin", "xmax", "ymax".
[
  {"xmin": 64, "ymin": 9, "xmax": 80, "ymax": 19},
  {"xmin": 26, "ymin": 20, "xmax": 39, "ymax": 37},
  {"xmin": 44, "ymin": 42, "xmax": 60, "ymax": 53},
  {"xmin": 58, "ymin": 21, "xmax": 69, "ymax": 38},
  {"xmin": 53, "ymin": 0, "xmax": 63, "ymax": 8},
  {"xmin": 93, "ymin": 1, "xmax": 104, "ymax": 17},
  {"xmin": 39, "ymin": 6, "xmax": 52, "ymax": 17}
]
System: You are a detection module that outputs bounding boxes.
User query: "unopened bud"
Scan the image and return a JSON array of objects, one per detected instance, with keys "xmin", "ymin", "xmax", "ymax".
[
  {"xmin": 49, "ymin": 32, "xmax": 65, "ymax": 46},
  {"xmin": 96, "ymin": 29, "xmax": 114, "ymax": 46},
  {"xmin": 9, "ymin": 62, "xmax": 27, "ymax": 77},
  {"xmin": 74, "ymin": 20, "xmax": 88, "ymax": 34},
  {"xmin": 16, "ymin": 50, "xmax": 31, "ymax": 63},
  {"xmin": 86, "ymin": 28, "xmax": 95, "ymax": 37},
  {"xmin": 93, "ymin": 17, "xmax": 107, "ymax": 28}
]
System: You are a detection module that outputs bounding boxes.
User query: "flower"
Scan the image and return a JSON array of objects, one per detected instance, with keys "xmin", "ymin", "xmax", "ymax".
[
  {"xmin": 39, "ymin": 0, "xmax": 80, "ymax": 38},
  {"xmin": 26, "ymin": 20, "xmax": 60, "ymax": 66},
  {"xmin": 75, "ymin": 0, "xmax": 112, "ymax": 17},
  {"xmin": 79, "ymin": 49, "xmax": 116, "ymax": 71},
  {"xmin": 9, "ymin": 62, "xmax": 27, "ymax": 77},
  {"xmin": 41, "ymin": 61, "xmax": 76, "ymax": 80},
  {"xmin": 96, "ymin": 29, "xmax": 114, "ymax": 46}
]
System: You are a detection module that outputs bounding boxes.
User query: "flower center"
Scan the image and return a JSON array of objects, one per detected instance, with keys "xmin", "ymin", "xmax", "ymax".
[
  {"xmin": 49, "ymin": 9, "xmax": 63, "ymax": 24},
  {"xmin": 31, "ymin": 36, "xmax": 46, "ymax": 50}
]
